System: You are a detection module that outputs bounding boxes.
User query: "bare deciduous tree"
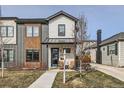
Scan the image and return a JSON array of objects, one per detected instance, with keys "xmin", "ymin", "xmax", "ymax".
[
  {"xmin": 0, "ymin": 31, "xmax": 4, "ymax": 78},
  {"xmin": 75, "ymin": 14, "xmax": 90, "ymax": 73}
]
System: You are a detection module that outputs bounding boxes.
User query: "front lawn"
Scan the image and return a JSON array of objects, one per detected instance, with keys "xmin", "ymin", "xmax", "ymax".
[
  {"xmin": 0, "ymin": 70, "xmax": 44, "ymax": 88},
  {"xmin": 52, "ymin": 70, "xmax": 124, "ymax": 88}
]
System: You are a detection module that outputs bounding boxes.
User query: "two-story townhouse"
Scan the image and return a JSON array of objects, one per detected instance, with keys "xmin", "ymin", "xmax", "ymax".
[
  {"xmin": 42, "ymin": 11, "xmax": 78, "ymax": 69},
  {"xmin": 0, "ymin": 11, "xmax": 96, "ymax": 70},
  {"xmin": 16, "ymin": 19, "xmax": 47, "ymax": 69},
  {"xmin": 0, "ymin": 17, "xmax": 18, "ymax": 68}
]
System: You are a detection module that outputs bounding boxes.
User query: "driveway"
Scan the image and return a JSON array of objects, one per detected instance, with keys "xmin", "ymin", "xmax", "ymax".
[{"xmin": 91, "ymin": 63, "xmax": 124, "ymax": 81}]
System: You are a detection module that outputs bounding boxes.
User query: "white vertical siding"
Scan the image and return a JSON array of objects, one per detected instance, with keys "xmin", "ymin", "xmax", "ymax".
[
  {"xmin": 0, "ymin": 20, "xmax": 16, "ymax": 44},
  {"xmin": 49, "ymin": 15, "xmax": 75, "ymax": 38},
  {"xmin": 118, "ymin": 41, "xmax": 124, "ymax": 67}
]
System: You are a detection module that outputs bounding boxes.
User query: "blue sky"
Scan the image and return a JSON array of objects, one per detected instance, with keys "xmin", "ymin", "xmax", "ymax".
[{"xmin": 1, "ymin": 5, "xmax": 124, "ymax": 40}]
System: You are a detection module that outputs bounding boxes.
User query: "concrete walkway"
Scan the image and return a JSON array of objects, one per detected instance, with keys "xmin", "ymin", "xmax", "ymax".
[
  {"xmin": 29, "ymin": 70, "xmax": 58, "ymax": 88},
  {"xmin": 91, "ymin": 63, "xmax": 124, "ymax": 81}
]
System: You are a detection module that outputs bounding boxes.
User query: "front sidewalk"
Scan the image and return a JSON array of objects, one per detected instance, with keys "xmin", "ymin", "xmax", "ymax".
[
  {"xmin": 29, "ymin": 70, "xmax": 58, "ymax": 88},
  {"xmin": 91, "ymin": 63, "xmax": 124, "ymax": 81}
]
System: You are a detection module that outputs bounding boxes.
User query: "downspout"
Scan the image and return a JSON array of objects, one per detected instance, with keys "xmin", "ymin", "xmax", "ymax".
[
  {"xmin": 74, "ymin": 21, "xmax": 77, "ymax": 69},
  {"xmin": 96, "ymin": 29, "xmax": 102, "ymax": 64},
  {"xmin": 46, "ymin": 44, "xmax": 48, "ymax": 70}
]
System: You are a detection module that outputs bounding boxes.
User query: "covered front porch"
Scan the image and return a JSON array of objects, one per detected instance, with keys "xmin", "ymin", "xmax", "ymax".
[
  {"xmin": 48, "ymin": 44, "xmax": 75, "ymax": 69},
  {"xmin": 42, "ymin": 38, "xmax": 75, "ymax": 69}
]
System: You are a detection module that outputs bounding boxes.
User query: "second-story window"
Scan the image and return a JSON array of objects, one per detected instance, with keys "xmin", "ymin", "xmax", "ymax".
[
  {"xmin": 1, "ymin": 27, "xmax": 7, "ymax": 37},
  {"xmin": 0, "ymin": 26, "xmax": 14, "ymax": 37},
  {"xmin": 58, "ymin": 24, "xmax": 65, "ymax": 36},
  {"xmin": 26, "ymin": 26, "xmax": 39, "ymax": 37},
  {"xmin": 26, "ymin": 26, "xmax": 32, "ymax": 37},
  {"xmin": 8, "ymin": 27, "xmax": 14, "ymax": 37}
]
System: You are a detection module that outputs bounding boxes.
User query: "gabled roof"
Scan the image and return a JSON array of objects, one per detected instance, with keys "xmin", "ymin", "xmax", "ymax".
[
  {"xmin": 0, "ymin": 11, "xmax": 78, "ymax": 23},
  {"xmin": 47, "ymin": 10, "xmax": 79, "ymax": 21},
  {"xmin": 16, "ymin": 18, "xmax": 47, "ymax": 24},
  {"xmin": 100, "ymin": 32, "xmax": 124, "ymax": 46}
]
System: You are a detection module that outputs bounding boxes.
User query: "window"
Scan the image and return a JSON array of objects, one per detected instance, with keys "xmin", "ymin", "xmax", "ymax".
[
  {"xmin": 115, "ymin": 43, "xmax": 118, "ymax": 55},
  {"xmin": 0, "ymin": 49, "xmax": 14, "ymax": 62},
  {"xmin": 26, "ymin": 50, "xmax": 33, "ymax": 62},
  {"xmin": 9, "ymin": 50, "xmax": 14, "ymax": 61},
  {"xmin": 58, "ymin": 24, "xmax": 65, "ymax": 36},
  {"xmin": 0, "ymin": 26, "xmax": 14, "ymax": 37},
  {"xmin": 26, "ymin": 49, "xmax": 39, "ymax": 62},
  {"xmin": 33, "ymin": 26, "xmax": 39, "ymax": 36},
  {"xmin": 26, "ymin": 26, "xmax": 39, "ymax": 37},
  {"xmin": 103, "ymin": 47, "xmax": 105, "ymax": 51},
  {"xmin": 1, "ymin": 27, "xmax": 7, "ymax": 36},
  {"xmin": 107, "ymin": 43, "xmax": 118, "ymax": 56},
  {"xmin": 107, "ymin": 46, "xmax": 109, "ymax": 56},
  {"xmin": 27, "ymin": 26, "xmax": 33, "ymax": 37},
  {"xmin": 63, "ymin": 48, "xmax": 71, "ymax": 53},
  {"xmin": 8, "ymin": 27, "xmax": 14, "ymax": 37},
  {"xmin": 33, "ymin": 50, "xmax": 39, "ymax": 61}
]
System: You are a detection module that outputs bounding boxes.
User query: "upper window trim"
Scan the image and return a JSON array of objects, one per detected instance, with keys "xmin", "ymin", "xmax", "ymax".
[
  {"xmin": 58, "ymin": 24, "xmax": 65, "ymax": 36},
  {"xmin": 0, "ymin": 26, "xmax": 14, "ymax": 37}
]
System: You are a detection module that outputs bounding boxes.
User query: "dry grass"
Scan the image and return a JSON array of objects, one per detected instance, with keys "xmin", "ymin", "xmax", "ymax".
[
  {"xmin": 0, "ymin": 70, "xmax": 44, "ymax": 88},
  {"xmin": 52, "ymin": 70, "xmax": 124, "ymax": 88}
]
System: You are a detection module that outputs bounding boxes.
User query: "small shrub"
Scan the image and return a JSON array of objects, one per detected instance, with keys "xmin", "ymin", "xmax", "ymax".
[{"xmin": 81, "ymin": 54, "xmax": 91, "ymax": 63}]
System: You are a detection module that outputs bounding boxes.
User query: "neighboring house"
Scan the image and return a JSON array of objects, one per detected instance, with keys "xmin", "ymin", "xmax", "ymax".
[
  {"xmin": 89, "ymin": 30, "xmax": 124, "ymax": 67},
  {"xmin": 100, "ymin": 32, "xmax": 124, "ymax": 67},
  {"xmin": 0, "ymin": 17, "xmax": 18, "ymax": 68}
]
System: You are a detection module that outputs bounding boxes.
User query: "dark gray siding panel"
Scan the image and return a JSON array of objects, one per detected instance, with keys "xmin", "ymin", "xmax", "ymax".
[
  {"xmin": 17, "ymin": 25, "xmax": 25, "ymax": 67},
  {"xmin": 42, "ymin": 25, "xmax": 48, "ymax": 41},
  {"xmin": 42, "ymin": 45, "xmax": 48, "ymax": 69},
  {"xmin": 42, "ymin": 25, "xmax": 48, "ymax": 69}
]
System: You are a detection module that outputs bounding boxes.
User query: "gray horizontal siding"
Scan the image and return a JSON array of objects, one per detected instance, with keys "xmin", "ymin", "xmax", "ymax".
[
  {"xmin": 101, "ymin": 43, "xmax": 118, "ymax": 67},
  {"xmin": 119, "ymin": 41, "xmax": 124, "ymax": 66}
]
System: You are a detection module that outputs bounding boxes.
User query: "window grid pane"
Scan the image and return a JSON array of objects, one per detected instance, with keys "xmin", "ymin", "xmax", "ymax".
[
  {"xmin": 26, "ymin": 50, "xmax": 33, "ymax": 62},
  {"xmin": 8, "ymin": 27, "xmax": 14, "ymax": 37},
  {"xmin": 1, "ymin": 27, "xmax": 7, "ymax": 37},
  {"xmin": 33, "ymin": 50, "xmax": 39, "ymax": 61},
  {"xmin": 9, "ymin": 50, "xmax": 14, "ymax": 61},
  {"xmin": 26, "ymin": 50, "xmax": 39, "ymax": 62},
  {"xmin": 58, "ymin": 24, "xmax": 65, "ymax": 36},
  {"xmin": 33, "ymin": 26, "xmax": 39, "ymax": 37},
  {"xmin": 26, "ymin": 26, "xmax": 33, "ymax": 37}
]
